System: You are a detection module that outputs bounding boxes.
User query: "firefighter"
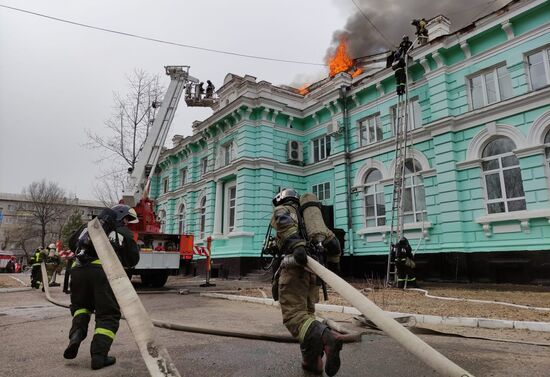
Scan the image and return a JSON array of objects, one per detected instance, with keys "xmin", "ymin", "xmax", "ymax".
[
  {"xmin": 394, "ymin": 237, "xmax": 417, "ymax": 288},
  {"xmin": 30, "ymin": 247, "xmax": 47, "ymax": 289},
  {"xmin": 412, "ymin": 18, "xmax": 428, "ymax": 42},
  {"xmin": 392, "ymin": 36, "xmax": 412, "ymax": 96},
  {"xmin": 63, "ymin": 205, "xmax": 139, "ymax": 370},
  {"xmin": 270, "ymin": 188, "xmax": 343, "ymax": 376},
  {"xmin": 205, "ymin": 80, "xmax": 215, "ymax": 98},
  {"xmin": 46, "ymin": 243, "xmax": 61, "ymax": 287}
]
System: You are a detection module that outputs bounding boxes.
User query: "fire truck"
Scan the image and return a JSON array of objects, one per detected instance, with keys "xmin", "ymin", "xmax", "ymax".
[{"xmin": 121, "ymin": 66, "xmax": 215, "ymax": 287}]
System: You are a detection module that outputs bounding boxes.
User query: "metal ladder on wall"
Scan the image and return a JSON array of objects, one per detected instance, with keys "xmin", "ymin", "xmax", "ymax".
[{"xmin": 385, "ymin": 39, "xmax": 417, "ymax": 287}]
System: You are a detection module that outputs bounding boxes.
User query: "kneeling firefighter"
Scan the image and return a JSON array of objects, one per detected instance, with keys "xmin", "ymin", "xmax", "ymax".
[
  {"xmin": 63, "ymin": 204, "xmax": 139, "ymax": 370},
  {"xmin": 269, "ymin": 188, "xmax": 344, "ymax": 376}
]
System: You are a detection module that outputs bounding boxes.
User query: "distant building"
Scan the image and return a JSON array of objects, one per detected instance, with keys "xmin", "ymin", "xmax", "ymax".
[
  {"xmin": 152, "ymin": 0, "xmax": 550, "ymax": 282},
  {"xmin": 0, "ymin": 192, "xmax": 104, "ymax": 260}
]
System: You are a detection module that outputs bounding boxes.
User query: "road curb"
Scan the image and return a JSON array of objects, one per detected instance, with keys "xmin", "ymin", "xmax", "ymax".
[
  {"xmin": 0, "ymin": 287, "xmax": 32, "ymax": 293},
  {"xmin": 201, "ymin": 292, "xmax": 550, "ymax": 333}
]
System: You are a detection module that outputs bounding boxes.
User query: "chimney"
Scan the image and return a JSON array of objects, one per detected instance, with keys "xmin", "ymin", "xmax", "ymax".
[
  {"xmin": 192, "ymin": 120, "xmax": 203, "ymax": 135},
  {"xmin": 172, "ymin": 134, "xmax": 184, "ymax": 147},
  {"xmin": 427, "ymin": 15, "xmax": 451, "ymax": 41}
]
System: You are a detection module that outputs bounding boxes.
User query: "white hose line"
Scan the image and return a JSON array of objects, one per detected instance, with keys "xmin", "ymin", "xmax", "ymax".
[
  {"xmin": 9, "ymin": 274, "xmax": 28, "ymax": 286},
  {"xmin": 306, "ymin": 257, "xmax": 475, "ymax": 377},
  {"xmin": 40, "ymin": 262, "xmax": 67, "ymax": 308},
  {"xmin": 88, "ymin": 219, "xmax": 181, "ymax": 377},
  {"xmin": 407, "ymin": 288, "xmax": 550, "ymax": 311}
]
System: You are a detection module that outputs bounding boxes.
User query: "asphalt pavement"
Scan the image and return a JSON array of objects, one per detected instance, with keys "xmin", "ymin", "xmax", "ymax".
[{"xmin": 1, "ymin": 275, "xmax": 549, "ymax": 377}]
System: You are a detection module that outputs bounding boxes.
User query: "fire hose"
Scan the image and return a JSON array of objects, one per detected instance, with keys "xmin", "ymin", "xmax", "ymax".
[
  {"xmin": 40, "ymin": 261, "xmax": 361, "ymax": 342},
  {"xmin": 306, "ymin": 256, "xmax": 475, "ymax": 377},
  {"xmin": 87, "ymin": 218, "xmax": 181, "ymax": 377}
]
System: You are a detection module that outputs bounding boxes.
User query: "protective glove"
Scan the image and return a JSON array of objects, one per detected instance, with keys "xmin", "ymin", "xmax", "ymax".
[{"xmin": 293, "ymin": 246, "xmax": 308, "ymax": 266}]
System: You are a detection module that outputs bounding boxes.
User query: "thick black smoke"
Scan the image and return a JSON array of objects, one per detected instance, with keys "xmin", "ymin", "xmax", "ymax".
[{"xmin": 327, "ymin": 0, "xmax": 511, "ymax": 59}]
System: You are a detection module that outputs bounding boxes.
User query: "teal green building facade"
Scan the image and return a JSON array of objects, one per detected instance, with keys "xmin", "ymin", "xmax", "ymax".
[{"xmin": 153, "ymin": 0, "xmax": 550, "ymax": 281}]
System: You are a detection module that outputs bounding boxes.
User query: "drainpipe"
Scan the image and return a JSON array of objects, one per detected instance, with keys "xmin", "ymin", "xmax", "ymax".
[{"xmin": 339, "ymin": 85, "xmax": 354, "ymax": 256}]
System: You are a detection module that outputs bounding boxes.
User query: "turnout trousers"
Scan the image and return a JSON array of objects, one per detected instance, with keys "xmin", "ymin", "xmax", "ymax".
[
  {"xmin": 279, "ymin": 265, "xmax": 319, "ymax": 341},
  {"xmin": 68, "ymin": 264, "xmax": 121, "ymax": 358}
]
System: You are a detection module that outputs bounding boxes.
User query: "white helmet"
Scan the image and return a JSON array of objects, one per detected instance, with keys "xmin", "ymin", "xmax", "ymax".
[{"xmin": 48, "ymin": 243, "xmax": 56, "ymax": 250}]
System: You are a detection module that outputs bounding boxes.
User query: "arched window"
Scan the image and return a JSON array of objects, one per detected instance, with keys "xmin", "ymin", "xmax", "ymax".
[
  {"xmin": 178, "ymin": 204, "xmax": 186, "ymax": 234},
  {"xmin": 364, "ymin": 169, "xmax": 385, "ymax": 227},
  {"xmin": 157, "ymin": 209, "xmax": 166, "ymax": 233},
  {"xmin": 199, "ymin": 197, "xmax": 207, "ymax": 239},
  {"xmin": 481, "ymin": 137, "xmax": 526, "ymax": 214},
  {"xmin": 544, "ymin": 131, "xmax": 550, "ymax": 165},
  {"xmin": 403, "ymin": 159, "xmax": 426, "ymax": 223}
]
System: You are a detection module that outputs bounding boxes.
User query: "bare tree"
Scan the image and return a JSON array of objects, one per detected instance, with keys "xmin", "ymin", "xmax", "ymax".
[
  {"xmin": 87, "ymin": 69, "xmax": 164, "ymax": 202},
  {"xmin": 3, "ymin": 224, "xmax": 39, "ymax": 261},
  {"xmin": 23, "ymin": 180, "xmax": 68, "ymax": 247}
]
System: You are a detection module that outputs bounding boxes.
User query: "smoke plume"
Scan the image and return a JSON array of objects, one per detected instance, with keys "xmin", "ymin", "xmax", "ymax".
[{"xmin": 327, "ymin": 0, "xmax": 511, "ymax": 59}]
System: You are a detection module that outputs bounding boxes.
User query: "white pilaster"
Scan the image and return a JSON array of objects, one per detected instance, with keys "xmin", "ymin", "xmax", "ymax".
[{"xmin": 213, "ymin": 180, "xmax": 224, "ymax": 236}]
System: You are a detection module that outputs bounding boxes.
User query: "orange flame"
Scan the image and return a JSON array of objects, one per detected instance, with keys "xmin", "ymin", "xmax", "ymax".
[
  {"xmin": 328, "ymin": 38, "xmax": 361, "ymax": 78},
  {"xmin": 298, "ymin": 84, "xmax": 309, "ymax": 95}
]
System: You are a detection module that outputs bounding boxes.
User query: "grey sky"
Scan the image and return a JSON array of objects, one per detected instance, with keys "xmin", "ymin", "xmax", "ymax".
[{"xmin": 0, "ymin": 0, "xmax": 507, "ymax": 200}]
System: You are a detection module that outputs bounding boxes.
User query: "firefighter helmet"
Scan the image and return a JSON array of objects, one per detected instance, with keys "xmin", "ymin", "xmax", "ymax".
[
  {"xmin": 272, "ymin": 188, "xmax": 300, "ymax": 206},
  {"xmin": 111, "ymin": 204, "xmax": 139, "ymax": 224},
  {"xmin": 48, "ymin": 243, "xmax": 56, "ymax": 250}
]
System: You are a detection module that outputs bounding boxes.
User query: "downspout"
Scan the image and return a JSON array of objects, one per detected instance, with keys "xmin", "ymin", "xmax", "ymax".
[{"xmin": 339, "ymin": 85, "xmax": 354, "ymax": 256}]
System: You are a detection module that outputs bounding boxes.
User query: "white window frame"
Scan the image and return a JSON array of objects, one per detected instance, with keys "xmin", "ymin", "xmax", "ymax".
[
  {"xmin": 312, "ymin": 182, "xmax": 331, "ymax": 201},
  {"xmin": 467, "ymin": 64, "xmax": 512, "ymax": 110},
  {"xmin": 200, "ymin": 157, "xmax": 208, "ymax": 177},
  {"xmin": 363, "ymin": 170, "xmax": 386, "ymax": 227},
  {"xmin": 402, "ymin": 159, "xmax": 427, "ymax": 224},
  {"xmin": 180, "ymin": 168, "xmax": 187, "ymax": 186},
  {"xmin": 222, "ymin": 142, "xmax": 235, "ymax": 166},
  {"xmin": 481, "ymin": 139, "xmax": 526, "ymax": 214},
  {"xmin": 199, "ymin": 197, "xmax": 207, "ymax": 239},
  {"xmin": 526, "ymin": 46, "xmax": 550, "ymax": 91},
  {"xmin": 157, "ymin": 209, "xmax": 166, "ymax": 233},
  {"xmin": 162, "ymin": 177, "xmax": 169, "ymax": 194},
  {"xmin": 391, "ymin": 98, "xmax": 422, "ymax": 135},
  {"xmin": 312, "ymin": 135, "xmax": 331, "ymax": 163},
  {"xmin": 177, "ymin": 204, "xmax": 186, "ymax": 234},
  {"xmin": 358, "ymin": 114, "xmax": 382, "ymax": 146},
  {"xmin": 224, "ymin": 183, "xmax": 237, "ymax": 233}
]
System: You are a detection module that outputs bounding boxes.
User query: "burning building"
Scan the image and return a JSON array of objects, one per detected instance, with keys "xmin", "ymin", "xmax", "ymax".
[{"xmin": 152, "ymin": 0, "xmax": 550, "ymax": 282}]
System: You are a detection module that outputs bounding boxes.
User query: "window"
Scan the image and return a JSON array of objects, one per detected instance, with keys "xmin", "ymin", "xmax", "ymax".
[
  {"xmin": 162, "ymin": 177, "xmax": 169, "ymax": 194},
  {"xmin": 359, "ymin": 114, "xmax": 382, "ymax": 146},
  {"xmin": 225, "ymin": 184, "xmax": 237, "ymax": 233},
  {"xmin": 201, "ymin": 157, "xmax": 208, "ymax": 176},
  {"xmin": 469, "ymin": 65, "xmax": 512, "ymax": 109},
  {"xmin": 178, "ymin": 204, "xmax": 186, "ymax": 234},
  {"xmin": 391, "ymin": 98, "xmax": 422, "ymax": 135},
  {"xmin": 157, "ymin": 209, "xmax": 166, "ymax": 233},
  {"xmin": 364, "ymin": 170, "xmax": 386, "ymax": 227},
  {"xmin": 199, "ymin": 197, "xmax": 206, "ymax": 239},
  {"xmin": 545, "ymin": 131, "xmax": 550, "ymax": 166},
  {"xmin": 312, "ymin": 182, "xmax": 330, "ymax": 201},
  {"xmin": 527, "ymin": 48, "xmax": 550, "ymax": 90},
  {"xmin": 222, "ymin": 142, "xmax": 235, "ymax": 166},
  {"xmin": 402, "ymin": 159, "xmax": 427, "ymax": 223},
  {"xmin": 180, "ymin": 168, "xmax": 187, "ymax": 186},
  {"xmin": 312, "ymin": 135, "xmax": 331, "ymax": 162},
  {"xmin": 481, "ymin": 137, "xmax": 526, "ymax": 214}
]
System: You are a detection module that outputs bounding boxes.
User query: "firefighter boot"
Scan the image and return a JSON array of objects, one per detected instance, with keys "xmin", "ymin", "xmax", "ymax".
[
  {"xmin": 90, "ymin": 333, "xmax": 116, "ymax": 370},
  {"xmin": 91, "ymin": 355, "xmax": 116, "ymax": 370},
  {"xmin": 300, "ymin": 321, "xmax": 324, "ymax": 375},
  {"xmin": 322, "ymin": 327, "xmax": 344, "ymax": 376},
  {"xmin": 63, "ymin": 328, "xmax": 85, "ymax": 359}
]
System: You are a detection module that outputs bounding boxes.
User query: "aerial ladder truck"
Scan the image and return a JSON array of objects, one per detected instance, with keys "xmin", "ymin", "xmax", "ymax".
[{"xmin": 121, "ymin": 65, "xmax": 216, "ymax": 287}]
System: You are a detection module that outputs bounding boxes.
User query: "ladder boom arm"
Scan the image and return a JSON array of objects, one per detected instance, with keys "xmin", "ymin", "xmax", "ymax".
[{"xmin": 122, "ymin": 66, "xmax": 198, "ymax": 207}]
